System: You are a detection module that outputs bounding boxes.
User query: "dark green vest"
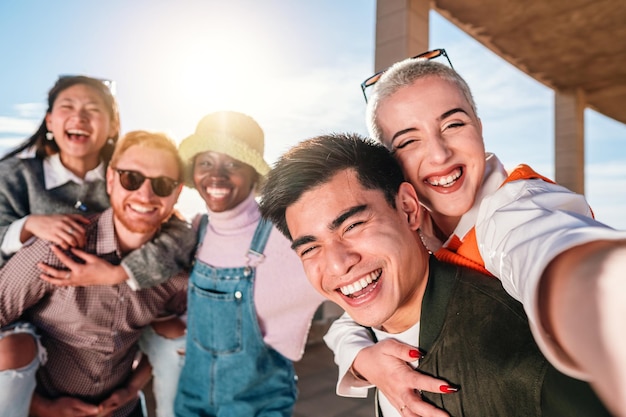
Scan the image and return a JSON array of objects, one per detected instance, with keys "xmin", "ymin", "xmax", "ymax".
[{"xmin": 373, "ymin": 257, "xmax": 610, "ymax": 416}]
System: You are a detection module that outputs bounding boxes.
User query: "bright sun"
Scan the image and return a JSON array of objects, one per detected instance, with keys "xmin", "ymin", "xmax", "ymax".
[
  {"xmin": 168, "ymin": 25, "xmax": 283, "ymax": 218},
  {"xmin": 174, "ymin": 29, "xmax": 279, "ymax": 127}
]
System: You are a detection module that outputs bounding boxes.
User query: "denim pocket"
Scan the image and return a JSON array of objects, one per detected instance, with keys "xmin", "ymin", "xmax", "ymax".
[{"xmin": 188, "ymin": 281, "xmax": 243, "ymax": 354}]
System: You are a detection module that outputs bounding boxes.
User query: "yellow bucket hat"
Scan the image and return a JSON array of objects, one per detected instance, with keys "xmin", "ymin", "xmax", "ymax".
[{"xmin": 178, "ymin": 111, "xmax": 271, "ymax": 187}]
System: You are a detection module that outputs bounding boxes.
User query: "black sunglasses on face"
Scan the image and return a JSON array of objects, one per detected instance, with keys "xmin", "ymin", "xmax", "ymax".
[
  {"xmin": 360, "ymin": 48, "xmax": 453, "ymax": 102},
  {"xmin": 114, "ymin": 169, "xmax": 179, "ymax": 197}
]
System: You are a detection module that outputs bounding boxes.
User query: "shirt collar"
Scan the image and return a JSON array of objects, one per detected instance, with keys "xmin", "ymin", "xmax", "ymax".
[
  {"xmin": 43, "ymin": 153, "xmax": 106, "ymax": 190},
  {"xmin": 450, "ymin": 152, "xmax": 507, "ymax": 241}
]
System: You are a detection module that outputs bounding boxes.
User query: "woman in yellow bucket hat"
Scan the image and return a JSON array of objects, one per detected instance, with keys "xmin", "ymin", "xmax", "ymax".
[{"xmin": 174, "ymin": 111, "xmax": 325, "ymax": 416}]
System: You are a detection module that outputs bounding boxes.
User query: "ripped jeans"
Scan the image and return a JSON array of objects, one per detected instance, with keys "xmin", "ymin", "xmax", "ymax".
[{"xmin": 0, "ymin": 322, "xmax": 46, "ymax": 417}]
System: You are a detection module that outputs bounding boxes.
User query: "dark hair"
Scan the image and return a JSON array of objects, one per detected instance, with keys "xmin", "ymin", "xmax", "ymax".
[
  {"xmin": 260, "ymin": 132, "xmax": 405, "ymax": 240},
  {"xmin": 2, "ymin": 76, "xmax": 120, "ymax": 164}
]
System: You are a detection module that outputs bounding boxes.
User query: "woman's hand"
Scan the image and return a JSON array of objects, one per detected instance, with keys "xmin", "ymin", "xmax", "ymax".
[
  {"xmin": 38, "ymin": 246, "xmax": 128, "ymax": 287},
  {"xmin": 30, "ymin": 393, "xmax": 100, "ymax": 417},
  {"xmin": 23, "ymin": 214, "xmax": 89, "ymax": 249},
  {"xmin": 352, "ymin": 339, "xmax": 456, "ymax": 417},
  {"xmin": 95, "ymin": 386, "xmax": 140, "ymax": 417}
]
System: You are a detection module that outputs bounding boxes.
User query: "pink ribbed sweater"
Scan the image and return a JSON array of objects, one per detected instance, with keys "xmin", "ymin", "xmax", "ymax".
[{"xmin": 193, "ymin": 192, "xmax": 325, "ymax": 361}]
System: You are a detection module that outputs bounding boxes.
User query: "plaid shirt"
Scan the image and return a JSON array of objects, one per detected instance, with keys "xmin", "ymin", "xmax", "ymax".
[{"xmin": 0, "ymin": 208, "xmax": 187, "ymax": 415}]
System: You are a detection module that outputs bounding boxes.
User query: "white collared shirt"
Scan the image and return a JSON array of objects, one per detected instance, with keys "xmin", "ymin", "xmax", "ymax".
[{"xmin": 43, "ymin": 153, "xmax": 105, "ymax": 189}]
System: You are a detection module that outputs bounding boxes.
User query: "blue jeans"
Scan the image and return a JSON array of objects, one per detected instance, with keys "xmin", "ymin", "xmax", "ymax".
[{"xmin": 0, "ymin": 322, "xmax": 46, "ymax": 417}]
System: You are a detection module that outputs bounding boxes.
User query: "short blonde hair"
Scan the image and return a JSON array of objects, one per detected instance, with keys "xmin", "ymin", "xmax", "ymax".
[{"xmin": 366, "ymin": 59, "xmax": 477, "ymax": 146}]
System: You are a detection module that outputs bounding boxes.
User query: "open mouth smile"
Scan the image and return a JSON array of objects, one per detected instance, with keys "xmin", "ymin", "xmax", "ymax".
[
  {"xmin": 426, "ymin": 167, "xmax": 462, "ymax": 188},
  {"xmin": 129, "ymin": 203, "xmax": 158, "ymax": 214},
  {"xmin": 339, "ymin": 269, "xmax": 382, "ymax": 298},
  {"xmin": 205, "ymin": 186, "xmax": 231, "ymax": 199},
  {"xmin": 66, "ymin": 129, "xmax": 90, "ymax": 141}
]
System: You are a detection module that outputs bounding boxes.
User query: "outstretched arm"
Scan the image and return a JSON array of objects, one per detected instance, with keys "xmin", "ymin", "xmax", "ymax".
[
  {"xmin": 476, "ymin": 179, "xmax": 626, "ymax": 416},
  {"xmin": 540, "ymin": 240, "xmax": 626, "ymax": 417}
]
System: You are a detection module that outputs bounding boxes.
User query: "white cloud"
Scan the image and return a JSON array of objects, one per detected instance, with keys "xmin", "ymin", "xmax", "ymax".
[
  {"xmin": 587, "ymin": 161, "xmax": 626, "ymax": 178},
  {"xmin": 15, "ymin": 102, "xmax": 46, "ymax": 118},
  {"xmin": 0, "ymin": 136, "xmax": 28, "ymax": 157},
  {"xmin": 0, "ymin": 116, "xmax": 39, "ymax": 135},
  {"xmin": 586, "ymin": 162, "xmax": 626, "ymax": 229}
]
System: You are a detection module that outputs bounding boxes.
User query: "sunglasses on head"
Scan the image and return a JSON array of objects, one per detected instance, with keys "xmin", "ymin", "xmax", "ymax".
[
  {"xmin": 114, "ymin": 169, "xmax": 179, "ymax": 197},
  {"xmin": 360, "ymin": 48, "xmax": 453, "ymax": 102},
  {"xmin": 58, "ymin": 74, "xmax": 116, "ymax": 96}
]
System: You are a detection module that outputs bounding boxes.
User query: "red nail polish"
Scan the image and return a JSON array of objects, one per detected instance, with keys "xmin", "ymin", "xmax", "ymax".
[
  {"xmin": 409, "ymin": 349, "xmax": 422, "ymax": 359},
  {"xmin": 440, "ymin": 385, "xmax": 459, "ymax": 393}
]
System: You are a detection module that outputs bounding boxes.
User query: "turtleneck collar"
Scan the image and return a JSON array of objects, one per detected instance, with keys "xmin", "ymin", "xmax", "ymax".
[{"xmin": 205, "ymin": 191, "xmax": 261, "ymax": 234}]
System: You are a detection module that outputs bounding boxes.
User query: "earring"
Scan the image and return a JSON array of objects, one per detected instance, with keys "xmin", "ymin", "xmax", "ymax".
[
  {"xmin": 45, "ymin": 132, "xmax": 54, "ymax": 141},
  {"xmin": 107, "ymin": 138, "xmax": 115, "ymax": 146}
]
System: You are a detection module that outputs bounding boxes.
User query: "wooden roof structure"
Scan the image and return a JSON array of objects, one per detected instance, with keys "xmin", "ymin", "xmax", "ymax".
[{"xmin": 433, "ymin": 0, "xmax": 626, "ymax": 125}]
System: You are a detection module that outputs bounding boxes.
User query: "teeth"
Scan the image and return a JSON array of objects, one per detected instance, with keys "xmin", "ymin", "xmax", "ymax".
[
  {"xmin": 340, "ymin": 269, "xmax": 381, "ymax": 296},
  {"xmin": 129, "ymin": 204, "xmax": 155, "ymax": 213},
  {"xmin": 66, "ymin": 129, "xmax": 89, "ymax": 136},
  {"xmin": 206, "ymin": 187, "xmax": 229, "ymax": 197},
  {"xmin": 427, "ymin": 168, "xmax": 461, "ymax": 187}
]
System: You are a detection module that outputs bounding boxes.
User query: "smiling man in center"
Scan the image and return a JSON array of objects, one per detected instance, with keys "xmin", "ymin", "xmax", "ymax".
[
  {"xmin": 287, "ymin": 164, "xmax": 425, "ymax": 335},
  {"xmin": 260, "ymin": 133, "xmax": 609, "ymax": 417}
]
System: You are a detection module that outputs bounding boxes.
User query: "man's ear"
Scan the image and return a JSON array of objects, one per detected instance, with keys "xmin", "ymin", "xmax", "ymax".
[{"xmin": 397, "ymin": 182, "xmax": 421, "ymax": 231}]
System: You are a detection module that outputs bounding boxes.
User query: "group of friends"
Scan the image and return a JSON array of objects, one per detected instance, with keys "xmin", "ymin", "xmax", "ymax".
[{"xmin": 0, "ymin": 49, "xmax": 624, "ymax": 417}]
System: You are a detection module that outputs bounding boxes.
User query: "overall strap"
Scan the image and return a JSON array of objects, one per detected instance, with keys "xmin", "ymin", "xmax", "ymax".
[
  {"xmin": 197, "ymin": 214, "xmax": 209, "ymax": 248},
  {"xmin": 246, "ymin": 218, "xmax": 273, "ymax": 267}
]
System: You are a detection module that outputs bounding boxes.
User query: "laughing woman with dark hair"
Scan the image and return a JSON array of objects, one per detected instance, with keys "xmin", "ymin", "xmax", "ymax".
[{"xmin": 0, "ymin": 75, "xmax": 119, "ymax": 258}]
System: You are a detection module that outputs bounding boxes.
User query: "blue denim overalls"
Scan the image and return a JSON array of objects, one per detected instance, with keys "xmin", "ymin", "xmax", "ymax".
[{"xmin": 175, "ymin": 215, "xmax": 297, "ymax": 417}]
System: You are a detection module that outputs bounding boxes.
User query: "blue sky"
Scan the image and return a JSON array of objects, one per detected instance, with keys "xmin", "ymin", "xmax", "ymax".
[{"xmin": 1, "ymin": 0, "xmax": 624, "ymax": 228}]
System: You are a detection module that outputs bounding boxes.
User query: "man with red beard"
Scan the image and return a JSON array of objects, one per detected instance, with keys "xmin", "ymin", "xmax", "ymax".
[{"xmin": 0, "ymin": 130, "xmax": 187, "ymax": 417}]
